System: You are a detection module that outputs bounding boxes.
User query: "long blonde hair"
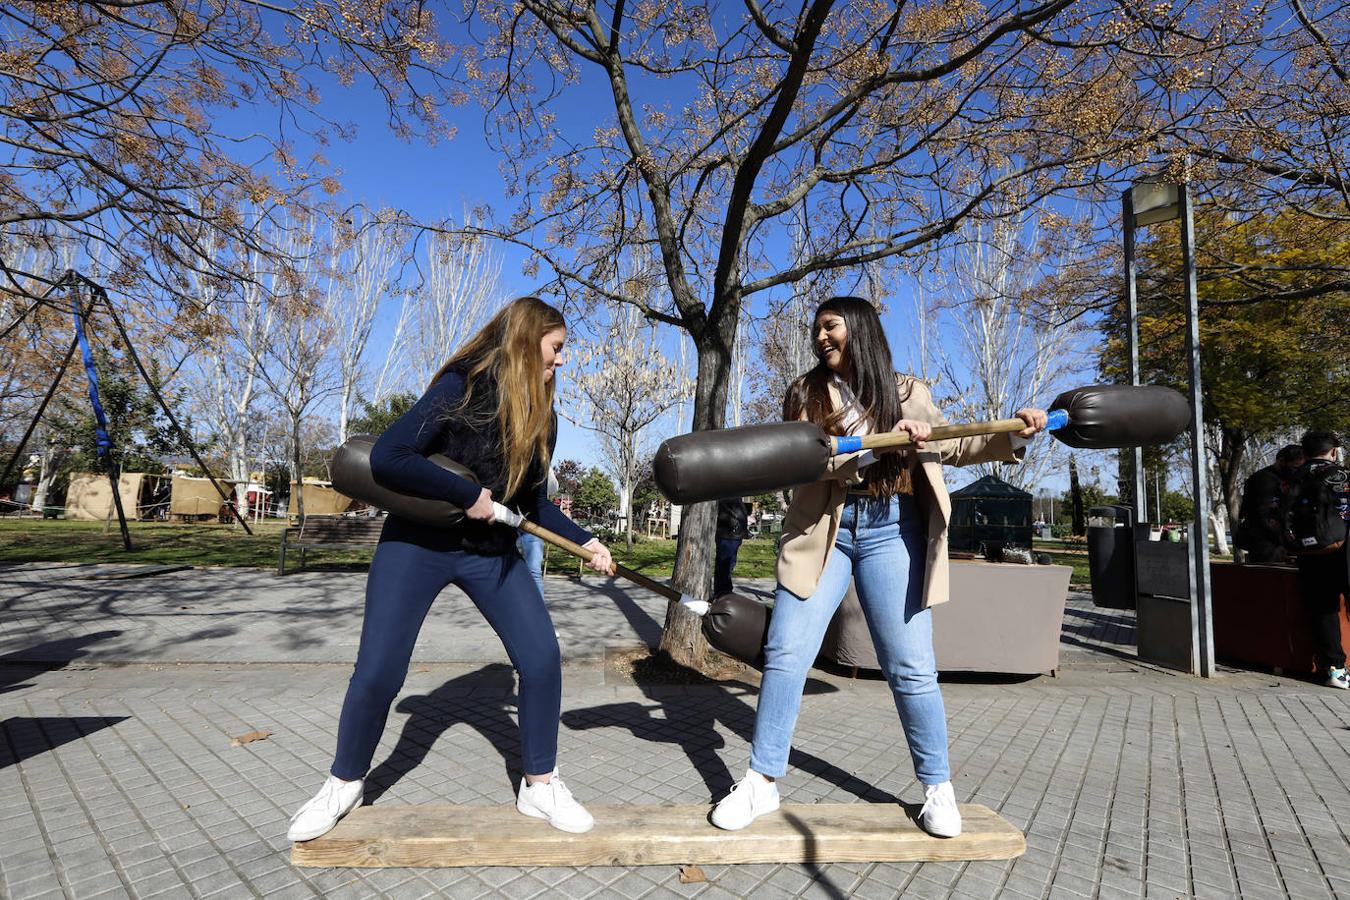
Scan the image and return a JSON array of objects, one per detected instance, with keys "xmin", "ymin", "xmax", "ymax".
[{"xmin": 429, "ymin": 296, "xmax": 565, "ymax": 499}]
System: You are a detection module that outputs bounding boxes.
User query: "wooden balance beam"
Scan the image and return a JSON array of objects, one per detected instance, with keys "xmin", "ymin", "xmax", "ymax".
[{"xmin": 291, "ymin": 803, "xmax": 1025, "ymax": 867}]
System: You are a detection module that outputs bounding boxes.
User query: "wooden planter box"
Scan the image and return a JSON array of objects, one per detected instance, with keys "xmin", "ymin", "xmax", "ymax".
[{"xmin": 1211, "ymin": 561, "xmax": 1349, "ymax": 675}]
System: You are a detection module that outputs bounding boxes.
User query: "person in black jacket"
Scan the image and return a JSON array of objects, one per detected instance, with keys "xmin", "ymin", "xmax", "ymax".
[
  {"xmin": 715, "ymin": 497, "xmax": 750, "ymax": 597},
  {"xmin": 1236, "ymin": 444, "xmax": 1304, "ymax": 563},
  {"xmin": 288, "ymin": 297, "xmax": 615, "ymax": 841},
  {"xmin": 1290, "ymin": 431, "xmax": 1349, "ymax": 690}
]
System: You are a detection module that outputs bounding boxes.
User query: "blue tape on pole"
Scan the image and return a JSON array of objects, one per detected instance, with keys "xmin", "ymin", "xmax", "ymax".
[
  {"xmin": 833, "ymin": 435, "xmax": 864, "ymax": 453},
  {"xmin": 72, "ymin": 296, "xmax": 112, "ymax": 457},
  {"xmin": 1047, "ymin": 408, "xmax": 1071, "ymax": 432}
]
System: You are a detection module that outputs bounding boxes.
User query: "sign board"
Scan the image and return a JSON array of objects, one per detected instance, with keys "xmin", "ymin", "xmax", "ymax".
[{"xmin": 1131, "ymin": 181, "xmax": 1180, "ymax": 226}]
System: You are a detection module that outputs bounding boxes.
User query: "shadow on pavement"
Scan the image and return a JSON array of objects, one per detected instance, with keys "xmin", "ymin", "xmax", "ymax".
[
  {"xmin": 562, "ymin": 666, "xmax": 894, "ymax": 806},
  {"xmin": 0, "ymin": 630, "xmax": 123, "ymax": 695},
  {"xmin": 362, "ymin": 663, "xmax": 521, "ymax": 805},
  {"xmin": 1060, "ymin": 605, "xmax": 1138, "ymax": 643},
  {"xmin": 2, "ymin": 715, "xmax": 130, "ymax": 769}
]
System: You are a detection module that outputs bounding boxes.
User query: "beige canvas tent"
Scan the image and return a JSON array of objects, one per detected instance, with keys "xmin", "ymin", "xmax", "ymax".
[
  {"xmin": 65, "ymin": 472, "xmax": 152, "ymax": 521},
  {"xmin": 170, "ymin": 474, "xmax": 234, "ymax": 518},
  {"xmin": 287, "ymin": 479, "xmax": 352, "ymax": 517}
]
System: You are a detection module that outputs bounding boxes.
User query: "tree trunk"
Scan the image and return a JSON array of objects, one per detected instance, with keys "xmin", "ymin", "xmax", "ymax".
[
  {"xmin": 31, "ymin": 444, "xmax": 56, "ymax": 512},
  {"xmin": 292, "ymin": 415, "xmax": 305, "ymax": 521},
  {"xmin": 1069, "ymin": 457, "xmax": 1085, "ymax": 535},
  {"xmin": 230, "ymin": 428, "xmax": 250, "ymax": 519},
  {"xmin": 623, "ymin": 470, "xmax": 634, "ymax": 550},
  {"xmin": 1215, "ymin": 427, "xmax": 1247, "ymax": 538},
  {"xmin": 339, "ymin": 381, "xmax": 353, "ymax": 445},
  {"xmin": 660, "ymin": 320, "xmax": 735, "ymax": 669}
]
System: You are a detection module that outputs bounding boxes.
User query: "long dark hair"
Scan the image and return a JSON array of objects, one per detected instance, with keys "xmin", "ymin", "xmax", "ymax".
[{"xmin": 783, "ymin": 296, "xmax": 914, "ymax": 496}]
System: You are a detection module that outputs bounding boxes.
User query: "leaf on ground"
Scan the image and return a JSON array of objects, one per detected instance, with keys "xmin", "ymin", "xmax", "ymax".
[
  {"xmin": 230, "ymin": 729, "xmax": 272, "ymax": 747},
  {"xmin": 678, "ymin": 864, "xmax": 707, "ymax": 884}
]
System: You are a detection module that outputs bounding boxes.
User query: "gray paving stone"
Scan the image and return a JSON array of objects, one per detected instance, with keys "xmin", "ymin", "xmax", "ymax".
[{"xmin": 5, "ymin": 567, "xmax": 1350, "ymax": 900}]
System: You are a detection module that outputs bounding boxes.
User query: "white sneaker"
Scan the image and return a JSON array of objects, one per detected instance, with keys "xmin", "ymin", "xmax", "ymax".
[
  {"xmin": 918, "ymin": 781, "xmax": 962, "ymax": 838},
  {"xmin": 287, "ymin": 775, "xmax": 364, "ymax": 842},
  {"xmin": 1326, "ymin": 667, "xmax": 1350, "ymax": 690},
  {"xmin": 516, "ymin": 770, "xmax": 594, "ymax": 833},
  {"xmin": 710, "ymin": 770, "xmax": 780, "ymax": 831}
]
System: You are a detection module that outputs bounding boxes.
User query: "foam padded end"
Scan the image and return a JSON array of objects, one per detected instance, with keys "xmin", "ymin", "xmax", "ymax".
[
  {"xmin": 1048, "ymin": 384, "xmax": 1190, "ymax": 449},
  {"xmin": 702, "ymin": 592, "xmax": 771, "ymax": 666},
  {"xmin": 329, "ymin": 435, "xmax": 479, "ymax": 528},
  {"xmin": 654, "ymin": 421, "xmax": 832, "ymax": 505}
]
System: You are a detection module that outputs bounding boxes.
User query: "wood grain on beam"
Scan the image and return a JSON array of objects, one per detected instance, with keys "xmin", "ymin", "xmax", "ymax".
[{"xmin": 291, "ymin": 803, "xmax": 1025, "ymax": 868}]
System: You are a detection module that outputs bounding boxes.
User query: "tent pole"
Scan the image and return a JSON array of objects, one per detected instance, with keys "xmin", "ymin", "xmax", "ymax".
[
  {"xmin": 0, "ymin": 272, "xmax": 91, "ymax": 493},
  {"xmin": 0, "ymin": 333, "xmax": 78, "ymax": 494}
]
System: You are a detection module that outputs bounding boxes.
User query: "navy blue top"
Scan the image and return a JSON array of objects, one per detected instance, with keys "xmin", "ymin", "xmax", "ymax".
[{"xmin": 369, "ymin": 369, "xmax": 592, "ymax": 554}]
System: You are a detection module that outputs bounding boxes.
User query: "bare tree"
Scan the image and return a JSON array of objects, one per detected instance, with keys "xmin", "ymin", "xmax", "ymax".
[
  {"xmin": 746, "ymin": 220, "xmax": 830, "ymax": 424},
  {"xmin": 183, "ymin": 215, "xmax": 276, "ymax": 513},
  {"xmin": 1179, "ymin": 0, "xmax": 1348, "ymax": 230},
  {"xmin": 563, "ymin": 302, "xmax": 690, "ymax": 549},
  {"xmin": 251, "ymin": 215, "xmax": 341, "ymax": 520},
  {"xmin": 930, "ymin": 206, "xmax": 1091, "ymax": 491},
  {"xmin": 406, "ymin": 225, "xmax": 503, "ymax": 388},
  {"xmin": 370, "ymin": 292, "xmax": 416, "ymax": 406},
  {"xmin": 329, "ymin": 210, "xmax": 404, "ymax": 442}
]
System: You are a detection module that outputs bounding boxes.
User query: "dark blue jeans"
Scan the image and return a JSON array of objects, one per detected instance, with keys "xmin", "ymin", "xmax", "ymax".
[
  {"xmin": 331, "ymin": 540, "xmax": 561, "ymax": 779},
  {"xmin": 715, "ymin": 537, "xmax": 743, "ymax": 597}
]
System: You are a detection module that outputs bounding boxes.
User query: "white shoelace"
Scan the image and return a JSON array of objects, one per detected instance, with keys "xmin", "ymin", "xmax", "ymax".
[
  {"xmin": 292, "ymin": 780, "xmax": 339, "ymax": 823},
  {"xmin": 550, "ymin": 776, "xmax": 578, "ymax": 807},
  {"xmin": 919, "ymin": 785, "xmax": 955, "ymax": 820}
]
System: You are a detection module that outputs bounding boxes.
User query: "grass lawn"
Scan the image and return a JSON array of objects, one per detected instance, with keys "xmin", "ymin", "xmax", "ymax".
[
  {"xmin": 0, "ymin": 520, "xmax": 782, "ymax": 577},
  {"xmin": 545, "ymin": 535, "xmax": 779, "ymax": 579},
  {"xmin": 1031, "ymin": 547, "xmax": 1090, "ymax": 585},
  {"xmin": 0, "ymin": 519, "xmax": 369, "ymax": 569},
  {"xmin": 0, "ymin": 519, "xmax": 1090, "ymax": 585}
]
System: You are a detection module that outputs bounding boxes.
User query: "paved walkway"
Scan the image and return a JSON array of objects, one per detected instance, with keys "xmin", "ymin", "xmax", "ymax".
[{"xmin": 2, "ymin": 563, "xmax": 1347, "ymax": 899}]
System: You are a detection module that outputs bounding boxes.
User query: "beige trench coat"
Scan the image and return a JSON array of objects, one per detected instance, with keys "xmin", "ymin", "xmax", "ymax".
[{"xmin": 775, "ymin": 375, "xmax": 1023, "ymax": 606}]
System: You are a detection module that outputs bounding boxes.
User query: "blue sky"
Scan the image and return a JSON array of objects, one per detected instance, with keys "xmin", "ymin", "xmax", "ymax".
[{"xmin": 210, "ymin": 26, "xmax": 1114, "ymax": 495}]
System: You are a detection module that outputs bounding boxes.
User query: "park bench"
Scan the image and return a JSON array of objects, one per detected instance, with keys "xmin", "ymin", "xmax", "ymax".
[{"xmin": 278, "ymin": 515, "xmax": 384, "ymax": 575}]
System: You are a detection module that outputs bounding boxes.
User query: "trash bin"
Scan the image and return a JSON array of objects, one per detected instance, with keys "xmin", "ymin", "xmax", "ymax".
[{"xmin": 1087, "ymin": 504, "xmax": 1136, "ymax": 609}]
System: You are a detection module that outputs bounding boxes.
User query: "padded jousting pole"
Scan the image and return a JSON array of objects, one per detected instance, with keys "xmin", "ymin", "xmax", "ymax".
[
  {"xmin": 653, "ymin": 384, "xmax": 1191, "ymax": 505},
  {"xmin": 329, "ymin": 436, "xmax": 710, "ymax": 616}
]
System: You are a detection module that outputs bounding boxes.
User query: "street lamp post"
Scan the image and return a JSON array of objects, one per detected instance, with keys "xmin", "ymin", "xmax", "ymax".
[{"xmin": 1123, "ymin": 176, "xmax": 1215, "ymax": 678}]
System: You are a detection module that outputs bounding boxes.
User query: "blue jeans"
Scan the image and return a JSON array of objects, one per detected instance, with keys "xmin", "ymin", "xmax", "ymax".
[
  {"xmin": 518, "ymin": 533, "xmax": 545, "ymax": 597},
  {"xmin": 749, "ymin": 494, "xmax": 949, "ymax": 784},
  {"xmin": 714, "ymin": 537, "xmax": 742, "ymax": 597},
  {"xmin": 332, "ymin": 540, "xmax": 561, "ymax": 779}
]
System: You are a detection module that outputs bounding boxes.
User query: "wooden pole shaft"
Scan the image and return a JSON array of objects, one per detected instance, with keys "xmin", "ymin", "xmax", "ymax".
[
  {"xmin": 849, "ymin": 418, "xmax": 1030, "ymax": 452},
  {"xmin": 516, "ymin": 520, "xmax": 681, "ymax": 602}
]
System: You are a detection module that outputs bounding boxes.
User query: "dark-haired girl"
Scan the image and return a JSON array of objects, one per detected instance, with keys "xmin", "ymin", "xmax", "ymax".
[
  {"xmin": 288, "ymin": 297, "xmax": 615, "ymax": 841},
  {"xmin": 711, "ymin": 296, "xmax": 1047, "ymax": 837}
]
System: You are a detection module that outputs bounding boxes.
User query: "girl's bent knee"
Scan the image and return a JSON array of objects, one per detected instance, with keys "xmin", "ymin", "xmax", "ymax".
[{"xmin": 516, "ymin": 644, "xmax": 562, "ymax": 684}]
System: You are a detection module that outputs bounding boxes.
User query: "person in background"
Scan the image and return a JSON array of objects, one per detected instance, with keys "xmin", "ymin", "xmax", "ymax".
[
  {"xmin": 1236, "ymin": 444, "xmax": 1305, "ymax": 564},
  {"xmin": 715, "ymin": 497, "xmax": 750, "ymax": 597},
  {"xmin": 518, "ymin": 466, "xmax": 559, "ymax": 597},
  {"xmin": 1288, "ymin": 431, "xmax": 1349, "ymax": 690}
]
